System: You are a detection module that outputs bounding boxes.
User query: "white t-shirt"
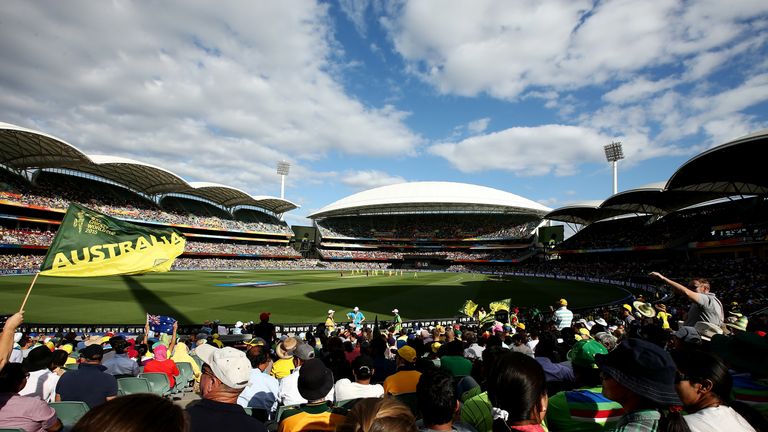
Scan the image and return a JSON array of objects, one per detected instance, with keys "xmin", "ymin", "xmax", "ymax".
[
  {"xmin": 278, "ymin": 365, "xmax": 334, "ymax": 406},
  {"xmin": 333, "ymin": 378, "xmax": 384, "ymax": 402},
  {"xmin": 684, "ymin": 405, "xmax": 756, "ymax": 432},
  {"xmin": 19, "ymin": 369, "xmax": 59, "ymax": 403}
]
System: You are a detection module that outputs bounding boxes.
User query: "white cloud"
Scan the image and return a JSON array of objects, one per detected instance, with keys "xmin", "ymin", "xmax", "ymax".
[
  {"xmin": 341, "ymin": 170, "xmax": 407, "ymax": 190},
  {"xmin": 603, "ymin": 77, "xmax": 679, "ymax": 105},
  {"xmin": 467, "ymin": 117, "xmax": 491, "ymax": 134},
  {"xmin": 0, "ymin": 1, "xmax": 421, "ymax": 196},
  {"xmin": 429, "ymin": 125, "xmax": 614, "ymax": 175},
  {"xmin": 339, "ymin": 0, "xmax": 372, "ymax": 37},
  {"xmin": 385, "ymin": 1, "xmax": 768, "ymax": 99}
]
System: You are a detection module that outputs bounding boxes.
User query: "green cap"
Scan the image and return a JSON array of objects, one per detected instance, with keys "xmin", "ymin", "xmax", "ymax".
[{"xmin": 567, "ymin": 339, "xmax": 608, "ymax": 368}]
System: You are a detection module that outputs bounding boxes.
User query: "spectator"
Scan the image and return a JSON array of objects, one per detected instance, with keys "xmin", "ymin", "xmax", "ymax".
[
  {"xmin": 252, "ymin": 312, "xmax": 276, "ymax": 349},
  {"xmin": 1, "ymin": 312, "xmax": 25, "ymax": 368},
  {"xmin": 50, "ymin": 350, "xmax": 69, "ymax": 377},
  {"xmin": 71, "ymin": 393, "xmax": 187, "ymax": 432},
  {"xmin": 553, "ymin": 299, "xmax": 573, "ymax": 331},
  {"xmin": 534, "ymin": 333, "xmax": 574, "ymax": 386},
  {"xmin": 416, "ymin": 369, "xmax": 475, "ymax": 432},
  {"xmin": 278, "ymin": 358, "xmax": 347, "ymax": 432},
  {"xmin": 19, "ymin": 345, "xmax": 59, "ymax": 403},
  {"xmin": 336, "ymin": 397, "xmax": 417, "ymax": 432},
  {"xmin": 170, "ymin": 341, "xmax": 201, "ymax": 382},
  {"xmin": 672, "ymin": 348, "xmax": 766, "ymax": 432},
  {"xmin": 238, "ymin": 344, "xmax": 279, "ymax": 422},
  {"xmin": 595, "ymin": 338, "xmax": 685, "ymax": 431},
  {"xmin": 334, "ymin": 355, "xmax": 384, "ymax": 401},
  {"xmin": 487, "ymin": 352, "xmax": 548, "ymax": 432},
  {"xmin": 186, "ymin": 344, "xmax": 266, "ymax": 432},
  {"xmin": 102, "ymin": 338, "xmax": 139, "ymax": 378},
  {"xmin": 55, "ymin": 345, "xmax": 118, "ymax": 408},
  {"xmin": 279, "ymin": 343, "xmax": 332, "ymax": 406},
  {"xmin": 272, "ymin": 337, "xmax": 298, "ymax": 380},
  {"xmin": 142, "ymin": 344, "xmax": 179, "ymax": 388},
  {"xmin": 461, "ymin": 346, "xmax": 507, "ymax": 432},
  {"xmin": 440, "ymin": 340, "xmax": 473, "ymax": 377},
  {"xmin": 546, "ymin": 340, "xmax": 624, "ymax": 432},
  {"xmin": 650, "ymin": 272, "xmax": 724, "ymax": 327},
  {"xmin": 711, "ymin": 333, "xmax": 768, "ymax": 421},
  {"xmin": 384, "ymin": 346, "xmax": 422, "ymax": 395},
  {"xmin": 0, "ymin": 363, "xmax": 62, "ymax": 432}
]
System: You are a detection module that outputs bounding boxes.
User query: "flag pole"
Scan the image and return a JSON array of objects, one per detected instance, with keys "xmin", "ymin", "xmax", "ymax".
[{"xmin": 19, "ymin": 272, "xmax": 40, "ymax": 312}]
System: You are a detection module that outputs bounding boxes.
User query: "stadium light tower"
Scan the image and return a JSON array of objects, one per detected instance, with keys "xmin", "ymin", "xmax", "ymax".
[
  {"xmin": 276, "ymin": 160, "xmax": 290, "ymax": 200},
  {"xmin": 603, "ymin": 141, "xmax": 624, "ymax": 195}
]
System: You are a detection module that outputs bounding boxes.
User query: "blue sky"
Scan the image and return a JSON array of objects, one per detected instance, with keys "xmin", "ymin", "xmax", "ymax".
[{"xmin": 0, "ymin": 1, "xmax": 767, "ymax": 227}]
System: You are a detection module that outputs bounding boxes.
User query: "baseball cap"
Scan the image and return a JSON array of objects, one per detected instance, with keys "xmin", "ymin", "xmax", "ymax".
[
  {"xmin": 195, "ymin": 344, "xmax": 251, "ymax": 389},
  {"xmin": 567, "ymin": 339, "xmax": 608, "ymax": 368},
  {"xmin": 295, "ymin": 343, "xmax": 316, "ymax": 361},
  {"xmin": 353, "ymin": 306, "xmax": 359, "ymax": 312},
  {"xmin": 559, "ymin": 299, "xmax": 568, "ymax": 306},
  {"xmin": 392, "ymin": 308, "xmax": 399, "ymax": 314},
  {"xmin": 397, "ymin": 345, "xmax": 417, "ymax": 363},
  {"xmin": 259, "ymin": 312, "xmax": 271, "ymax": 321},
  {"xmin": 327, "ymin": 309, "xmax": 335, "ymax": 314}
]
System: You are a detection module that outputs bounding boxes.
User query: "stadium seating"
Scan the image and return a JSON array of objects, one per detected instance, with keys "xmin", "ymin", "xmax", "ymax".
[
  {"xmin": 48, "ymin": 401, "xmax": 89, "ymax": 429},
  {"xmin": 117, "ymin": 377, "xmax": 152, "ymax": 396}
]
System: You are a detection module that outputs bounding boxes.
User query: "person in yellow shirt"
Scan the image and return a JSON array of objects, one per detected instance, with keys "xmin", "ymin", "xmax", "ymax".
[
  {"xmin": 383, "ymin": 346, "xmax": 421, "ymax": 395},
  {"xmin": 655, "ymin": 304, "xmax": 672, "ymax": 330}
]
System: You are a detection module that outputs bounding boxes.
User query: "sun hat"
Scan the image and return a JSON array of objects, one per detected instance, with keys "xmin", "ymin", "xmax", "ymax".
[
  {"xmin": 397, "ymin": 345, "xmax": 417, "ymax": 363},
  {"xmin": 276, "ymin": 337, "xmax": 299, "ymax": 359},
  {"xmin": 595, "ymin": 318, "xmax": 608, "ymax": 327},
  {"xmin": 726, "ymin": 316, "xmax": 748, "ymax": 332},
  {"xmin": 578, "ymin": 328, "xmax": 592, "ymax": 339},
  {"xmin": 235, "ymin": 321, "xmax": 243, "ymax": 328},
  {"xmin": 711, "ymin": 332, "xmax": 768, "ymax": 375},
  {"xmin": 655, "ymin": 303, "xmax": 667, "ymax": 312},
  {"xmin": 633, "ymin": 301, "xmax": 655, "ymax": 318},
  {"xmin": 431, "ymin": 342, "xmax": 442, "ymax": 354},
  {"xmin": 674, "ymin": 326, "xmax": 701, "ymax": 343},
  {"xmin": 694, "ymin": 321, "xmax": 723, "ymax": 341},
  {"xmin": 568, "ymin": 339, "xmax": 608, "ymax": 368},
  {"xmin": 195, "ymin": 344, "xmax": 251, "ymax": 389},
  {"xmin": 295, "ymin": 343, "xmax": 316, "ymax": 361},
  {"xmin": 595, "ymin": 338, "xmax": 681, "ymax": 406},
  {"xmin": 245, "ymin": 337, "xmax": 266, "ymax": 347},
  {"xmin": 297, "ymin": 358, "xmax": 334, "ymax": 401}
]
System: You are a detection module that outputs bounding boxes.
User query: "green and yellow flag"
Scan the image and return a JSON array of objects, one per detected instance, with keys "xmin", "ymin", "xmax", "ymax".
[
  {"xmin": 459, "ymin": 299, "xmax": 478, "ymax": 318},
  {"xmin": 40, "ymin": 203, "xmax": 186, "ymax": 277},
  {"xmin": 489, "ymin": 298, "xmax": 512, "ymax": 314}
]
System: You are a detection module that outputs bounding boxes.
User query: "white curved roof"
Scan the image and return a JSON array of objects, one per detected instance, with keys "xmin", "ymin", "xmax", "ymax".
[{"xmin": 309, "ymin": 181, "xmax": 551, "ymax": 218}]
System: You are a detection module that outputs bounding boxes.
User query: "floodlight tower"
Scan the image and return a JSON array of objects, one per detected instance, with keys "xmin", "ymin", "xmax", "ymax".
[
  {"xmin": 603, "ymin": 141, "xmax": 624, "ymax": 195},
  {"xmin": 276, "ymin": 160, "xmax": 291, "ymax": 200}
]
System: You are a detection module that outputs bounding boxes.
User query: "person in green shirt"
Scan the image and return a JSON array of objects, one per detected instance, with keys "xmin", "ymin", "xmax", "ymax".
[{"xmin": 440, "ymin": 340, "xmax": 472, "ymax": 377}]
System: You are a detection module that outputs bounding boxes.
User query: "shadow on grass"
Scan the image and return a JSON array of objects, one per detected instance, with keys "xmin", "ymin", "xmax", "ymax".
[{"xmin": 122, "ymin": 276, "xmax": 192, "ymax": 324}]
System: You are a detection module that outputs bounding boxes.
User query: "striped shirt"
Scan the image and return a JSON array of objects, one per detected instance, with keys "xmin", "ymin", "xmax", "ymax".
[
  {"xmin": 554, "ymin": 307, "xmax": 574, "ymax": 331},
  {"xmin": 461, "ymin": 391, "xmax": 492, "ymax": 432}
]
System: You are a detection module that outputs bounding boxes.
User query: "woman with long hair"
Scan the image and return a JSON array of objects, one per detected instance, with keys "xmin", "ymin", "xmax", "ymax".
[
  {"xmin": 672, "ymin": 348, "xmax": 765, "ymax": 432},
  {"xmin": 487, "ymin": 351, "xmax": 548, "ymax": 432}
]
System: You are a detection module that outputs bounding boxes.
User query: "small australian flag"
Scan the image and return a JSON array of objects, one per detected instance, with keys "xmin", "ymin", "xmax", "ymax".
[{"xmin": 147, "ymin": 314, "xmax": 176, "ymax": 334}]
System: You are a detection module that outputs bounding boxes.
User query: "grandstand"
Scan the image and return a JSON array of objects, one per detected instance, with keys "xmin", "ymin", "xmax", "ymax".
[
  {"xmin": 309, "ymin": 181, "xmax": 552, "ymax": 269},
  {"xmin": 0, "ymin": 122, "xmax": 300, "ymax": 274}
]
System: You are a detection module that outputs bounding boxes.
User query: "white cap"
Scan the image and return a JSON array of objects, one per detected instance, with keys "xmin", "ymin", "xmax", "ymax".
[
  {"xmin": 195, "ymin": 344, "xmax": 251, "ymax": 389},
  {"xmin": 13, "ymin": 332, "xmax": 22, "ymax": 343},
  {"xmin": 353, "ymin": 307, "xmax": 359, "ymax": 312},
  {"xmin": 392, "ymin": 309, "xmax": 399, "ymax": 314},
  {"xmin": 595, "ymin": 318, "xmax": 608, "ymax": 327},
  {"xmin": 235, "ymin": 321, "xmax": 243, "ymax": 328},
  {"xmin": 328, "ymin": 309, "xmax": 335, "ymax": 314}
]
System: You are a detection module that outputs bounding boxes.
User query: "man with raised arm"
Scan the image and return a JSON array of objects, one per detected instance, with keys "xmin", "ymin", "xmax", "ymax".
[{"xmin": 649, "ymin": 272, "xmax": 723, "ymax": 327}]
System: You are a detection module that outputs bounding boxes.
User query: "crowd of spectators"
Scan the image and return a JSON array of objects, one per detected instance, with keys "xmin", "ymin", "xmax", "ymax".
[
  {"xmin": 0, "ymin": 228, "xmax": 55, "ymax": 246},
  {"xmin": 317, "ymin": 215, "xmax": 539, "ymax": 241},
  {"xmin": 318, "ymin": 248, "xmax": 535, "ymax": 261},
  {"xmin": 2, "ymin": 285, "xmax": 766, "ymax": 432},
  {"xmin": 184, "ymin": 241, "xmax": 300, "ymax": 257},
  {"xmin": 0, "ymin": 173, "xmax": 292, "ymax": 235}
]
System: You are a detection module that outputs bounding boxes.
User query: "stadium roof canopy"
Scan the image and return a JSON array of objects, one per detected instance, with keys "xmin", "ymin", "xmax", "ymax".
[
  {"xmin": 186, "ymin": 182, "xmax": 298, "ymax": 213},
  {"xmin": 544, "ymin": 201, "xmax": 631, "ymax": 225},
  {"xmin": 309, "ymin": 181, "xmax": 552, "ymax": 219},
  {"xmin": 666, "ymin": 129, "xmax": 768, "ymax": 195},
  {"xmin": 599, "ymin": 182, "xmax": 725, "ymax": 216},
  {"xmin": 0, "ymin": 122, "xmax": 295, "ymax": 214},
  {"xmin": 0, "ymin": 122, "xmax": 91, "ymax": 168}
]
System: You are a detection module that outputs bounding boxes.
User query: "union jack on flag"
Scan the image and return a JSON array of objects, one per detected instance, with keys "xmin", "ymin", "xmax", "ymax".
[{"xmin": 147, "ymin": 314, "xmax": 176, "ymax": 334}]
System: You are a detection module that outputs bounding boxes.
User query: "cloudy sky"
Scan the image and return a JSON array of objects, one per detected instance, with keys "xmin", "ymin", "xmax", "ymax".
[{"xmin": 1, "ymin": 1, "xmax": 767, "ymax": 226}]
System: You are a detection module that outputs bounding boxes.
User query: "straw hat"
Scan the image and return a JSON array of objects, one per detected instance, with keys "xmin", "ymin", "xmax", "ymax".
[{"xmin": 276, "ymin": 337, "xmax": 299, "ymax": 359}]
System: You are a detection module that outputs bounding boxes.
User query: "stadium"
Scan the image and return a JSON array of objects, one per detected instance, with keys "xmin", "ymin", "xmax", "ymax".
[{"xmin": 1, "ymin": 122, "xmax": 766, "ymax": 332}]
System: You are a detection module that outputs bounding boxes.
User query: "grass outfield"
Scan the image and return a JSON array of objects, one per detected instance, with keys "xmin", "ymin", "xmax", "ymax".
[{"xmin": 1, "ymin": 270, "xmax": 631, "ymax": 324}]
